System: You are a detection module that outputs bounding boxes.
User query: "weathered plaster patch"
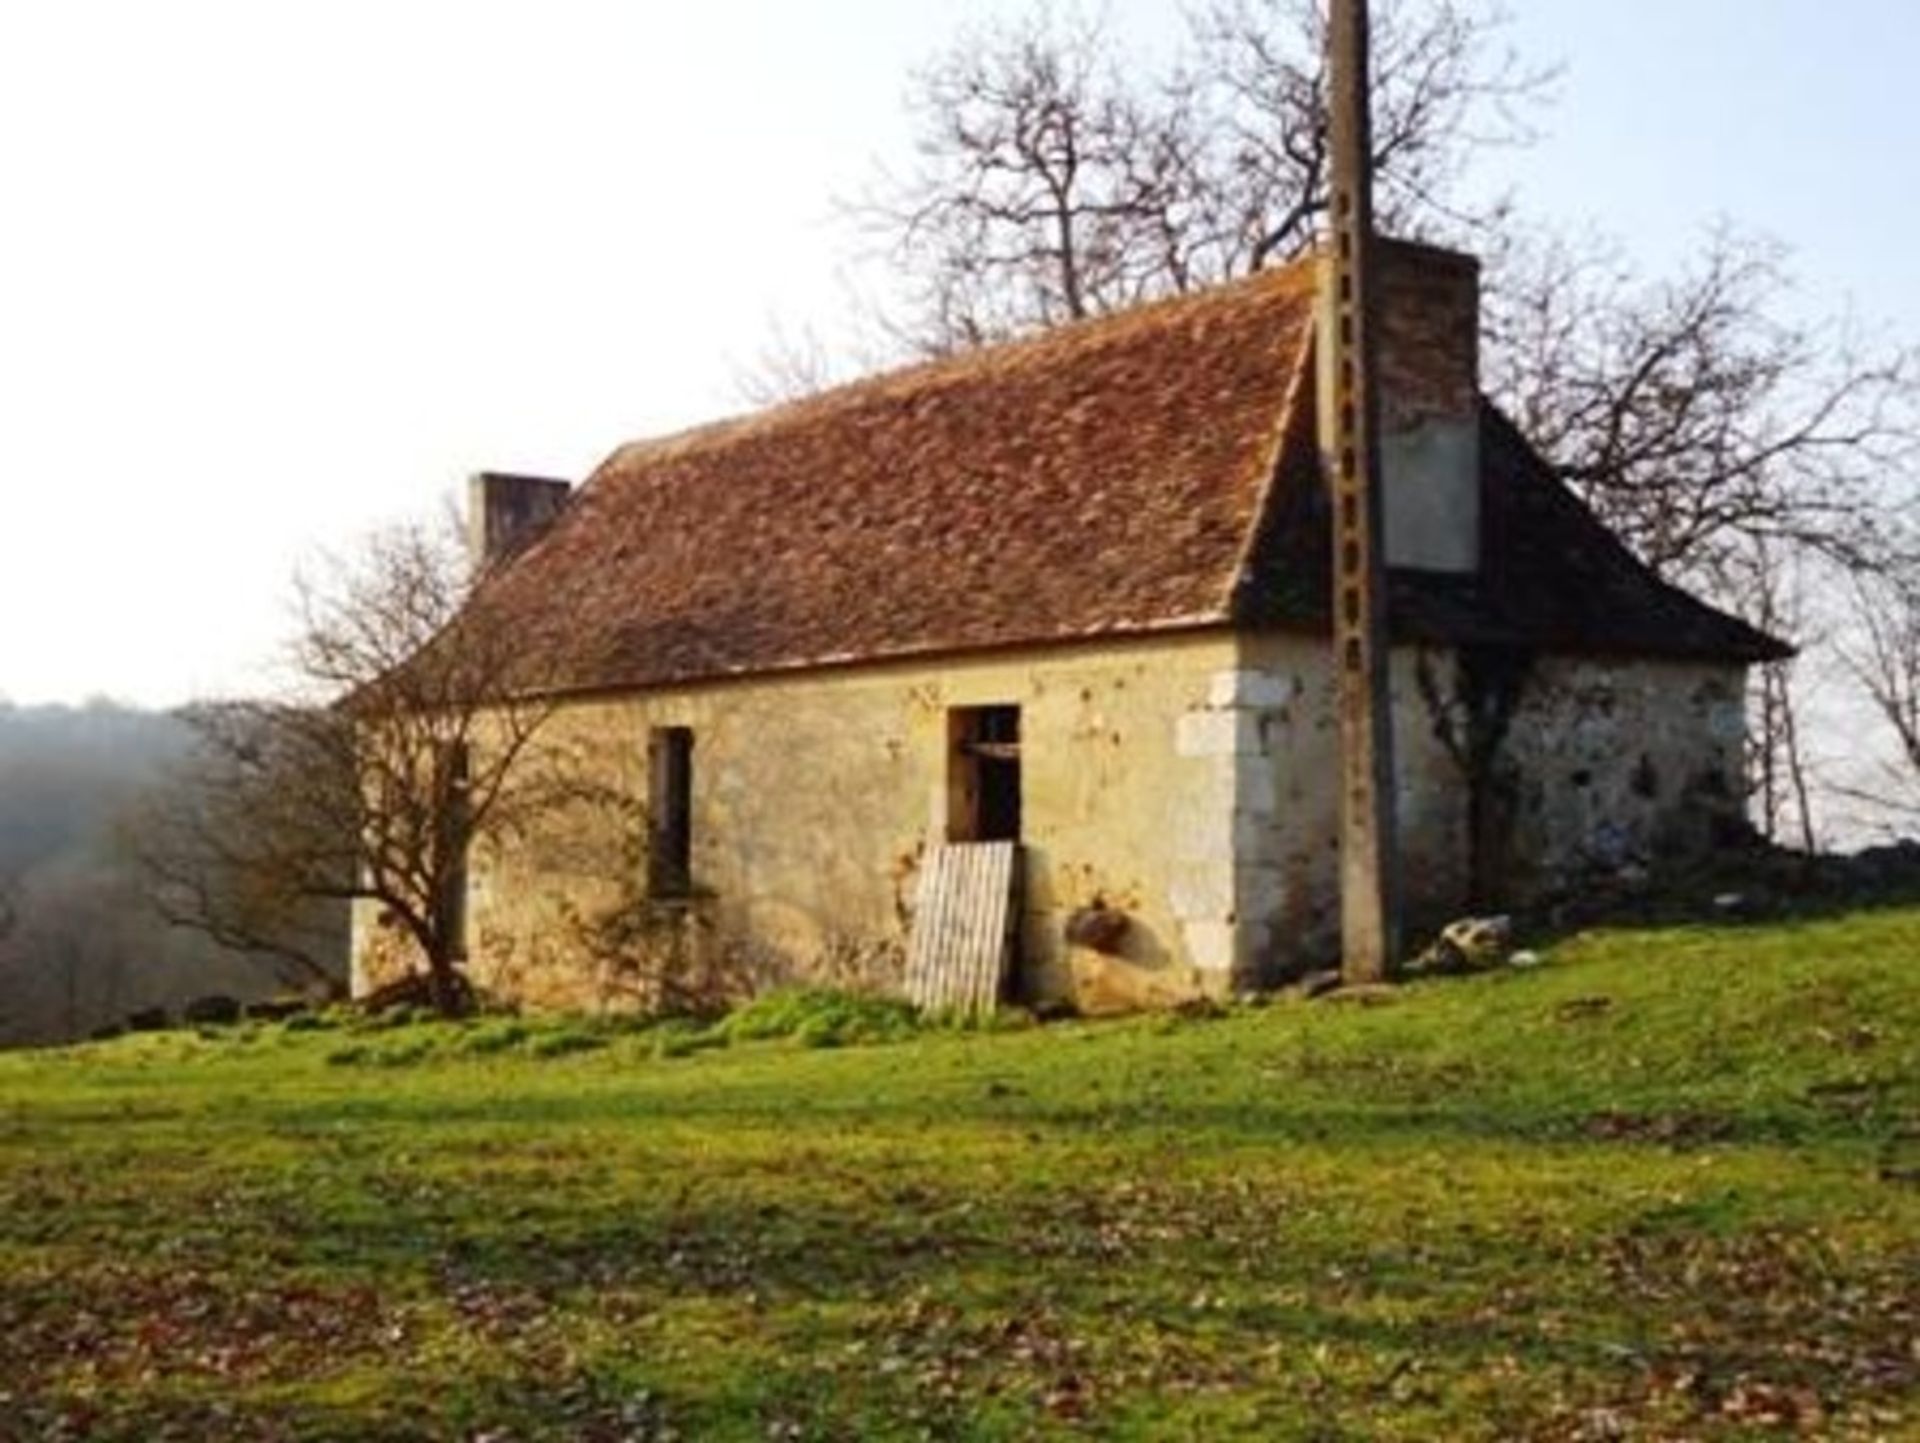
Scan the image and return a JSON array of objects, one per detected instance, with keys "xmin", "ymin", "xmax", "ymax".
[
  {"xmin": 1175, "ymin": 708, "xmax": 1269, "ymax": 758},
  {"xmin": 1179, "ymin": 920, "xmax": 1236, "ymax": 973},
  {"xmin": 1207, "ymin": 668, "xmax": 1298, "ymax": 711}
]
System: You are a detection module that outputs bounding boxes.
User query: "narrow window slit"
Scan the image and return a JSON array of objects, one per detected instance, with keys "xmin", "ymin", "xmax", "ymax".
[{"xmin": 648, "ymin": 726, "xmax": 694, "ymax": 898}]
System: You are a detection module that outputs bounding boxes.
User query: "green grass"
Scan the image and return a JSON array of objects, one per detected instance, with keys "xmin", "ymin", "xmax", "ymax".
[{"xmin": 0, "ymin": 910, "xmax": 1915, "ymax": 1440}]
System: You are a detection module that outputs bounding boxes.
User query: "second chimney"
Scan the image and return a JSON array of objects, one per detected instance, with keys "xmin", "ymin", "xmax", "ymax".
[{"xmin": 468, "ymin": 472, "xmax": 571, "ymax": 570}]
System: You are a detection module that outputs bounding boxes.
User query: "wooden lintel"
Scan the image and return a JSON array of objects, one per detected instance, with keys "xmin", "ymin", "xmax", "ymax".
[{"xmin": 959, "ymin": 741, "xmax": 1022, "ymax": 761}]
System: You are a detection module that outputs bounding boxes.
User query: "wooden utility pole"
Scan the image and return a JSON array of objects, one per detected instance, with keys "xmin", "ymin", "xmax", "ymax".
[{"xmin": 1322, "ymin": 0, "xmax": 1401, "ymax": 983}]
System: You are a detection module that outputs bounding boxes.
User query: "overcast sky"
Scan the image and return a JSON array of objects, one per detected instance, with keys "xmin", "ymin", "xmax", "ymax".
[{"xmin": 3, "ymin": 0, "xmax": 1916, "ymax": 707}]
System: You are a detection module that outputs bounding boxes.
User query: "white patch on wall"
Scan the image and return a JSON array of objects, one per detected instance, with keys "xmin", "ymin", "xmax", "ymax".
[
  {"xmin": 1381, "ymin": 420, "xmax": 1481, "ymax": 573},
  {"xmin": 1207, "ymin": 668, "xmax": 1297, "ymax": 711},
  {"xmin": 1181, "ymin": 920, "xmax": 1236, "ymax": 973},
  {"xmin": 1175, "ymin": 707, "xmax": 1266, "ymax": 758},
  {"xmin": 1172, "ymin": 667, "xmax": 1299, "ymax": 982},
  {"xmin": 1169, "ymin": 861, "xmax": 1235, "ymax": 921}
]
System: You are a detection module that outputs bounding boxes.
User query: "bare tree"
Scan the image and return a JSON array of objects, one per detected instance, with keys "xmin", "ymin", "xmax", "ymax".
[
  {"xmin": 1484, "ymin": 226, "xmax": 1919, "ymax": 589},
  {"xmin": 729, "ymin": 317, "xmax": 841, "ymax": 409},
  {"xmin": 858, "ymin": 8, "xmax": 1180, "ymax": 349},
  {"xmin": 134, "ymin": 520, "xmax": 592, "ymax": 1015},
  {"xmin": 1187, "ymin": 0, "xmax": 1545, "ymax": 264},
  {"xmin": 849, "ymin": 1, "xmax": 1550, "ymax": 352},
  {"xmin": 1838, "ymin": 559, "xmax": 1920, "ymax": 822},
  {"xmin": 1716, "ymin": 535, "xmax": 1820, "ymax": 851}
]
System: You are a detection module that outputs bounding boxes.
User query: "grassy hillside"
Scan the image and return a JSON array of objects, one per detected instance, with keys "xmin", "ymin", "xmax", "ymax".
[{"xmin": 0, "ymin": 910, "xmax": 1914, "ymax": 1440}]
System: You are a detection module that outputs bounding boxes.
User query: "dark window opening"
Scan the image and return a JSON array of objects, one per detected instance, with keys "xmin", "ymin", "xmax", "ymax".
[
  {"xmin": 948, "ymin": 705, "xmax": 1021, "ymax": 843},
  {"xmin": 440, "ymin": 741, "xmax": 472, "ymax": 959},
  {"xmin": 648, "ymin": 726, "xmax": 694, "ymax": 897}
]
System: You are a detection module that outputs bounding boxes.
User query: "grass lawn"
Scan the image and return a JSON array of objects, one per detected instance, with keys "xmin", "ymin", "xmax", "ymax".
[{"xmin": 0, "ymin": 910, "xmax": 1915, "ymax": 1441}]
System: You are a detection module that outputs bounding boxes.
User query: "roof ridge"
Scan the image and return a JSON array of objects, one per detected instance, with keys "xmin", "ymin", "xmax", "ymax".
[
  {"xmin": 597, "ymin": 258, "xmax": 1320, "ymax": 479},
  {"xmin": 477, "ymin": 261, "xmax": 1319, "ymax": 694}
]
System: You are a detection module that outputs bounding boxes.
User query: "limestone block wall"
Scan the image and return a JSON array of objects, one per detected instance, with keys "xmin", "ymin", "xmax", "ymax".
[
  {"xmin": 1214, "ymin": 639, "xmax": 1747, "ymax": 980},
  {"xmin": 1498, "ymin": 655, "xmax": 1746, "ymax": 893},
  {"xmin": 355, "ymin": 631, "xmax": 1245, "ymax": 1010},
  {"xmin": 350, "ymin": 633, "xmax": 1749, "ymax": 1009},
  {"xmin": 1227, "ymin": 635, "xmax": 1470, "ymax": 981}
]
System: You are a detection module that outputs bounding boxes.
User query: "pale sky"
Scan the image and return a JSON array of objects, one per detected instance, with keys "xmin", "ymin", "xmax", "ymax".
[{"xmin": 3, "ymin": 1, "xmax": 1916, "ymax": 707}]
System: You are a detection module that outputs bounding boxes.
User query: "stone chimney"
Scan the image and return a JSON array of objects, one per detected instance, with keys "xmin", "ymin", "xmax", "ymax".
[
  {"xmin": 467, "ymin": 472, "xmax": 571, "ymax": 570},
  {"xmin": 1318, "ymin": 238, "xmax": 1482, "ymax": 573}
]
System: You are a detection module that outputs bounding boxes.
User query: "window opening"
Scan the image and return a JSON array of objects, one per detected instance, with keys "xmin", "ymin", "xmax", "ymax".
[
  {"xmin": 439, "ymin": 741, "xmax": 472, "ymax": 958},
  {"xmin": 648, "ymin": 726, "xmax": 694, "ymax": 897},
  {"xmin": 948, "ymin": 705, "xmax": 1021, "ymax": 843}
]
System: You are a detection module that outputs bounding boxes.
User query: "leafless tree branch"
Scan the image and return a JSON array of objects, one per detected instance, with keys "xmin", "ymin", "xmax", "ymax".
[
  {"xmin": 843, "ymin": 0, "xmax": 1554, "ymax": 353},
  {"xmin": 128, "ymin": 517, "xmax": 609, "ymax": 1015}
]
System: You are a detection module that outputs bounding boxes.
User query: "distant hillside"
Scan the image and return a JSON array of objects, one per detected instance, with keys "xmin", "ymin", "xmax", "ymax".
[{"xmin": 0, "ymin": 700, "xmax": 345, "ymax": 1046}]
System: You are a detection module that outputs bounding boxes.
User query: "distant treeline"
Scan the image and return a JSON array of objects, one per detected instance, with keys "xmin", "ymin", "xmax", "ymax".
[{"xmin": 0, "ymin": 700, "xmax": 345, "ymax": 1047}]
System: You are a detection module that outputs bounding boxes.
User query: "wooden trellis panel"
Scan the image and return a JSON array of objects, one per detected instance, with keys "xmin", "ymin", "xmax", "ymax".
[{"xmin": 904, "ymin": 842, "xmax": 1019, "ymax": 1016}]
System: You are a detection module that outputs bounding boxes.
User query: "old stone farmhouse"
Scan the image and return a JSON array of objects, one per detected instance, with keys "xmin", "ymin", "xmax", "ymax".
[{"xmin": 351, "ymin": 239, "xmax": 1784, "ymax": 1011}]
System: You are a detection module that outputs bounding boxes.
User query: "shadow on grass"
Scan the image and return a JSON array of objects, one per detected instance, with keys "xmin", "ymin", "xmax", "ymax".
[
  {"xmin": 1514, "ymin": 864, "xmax": 1920, "ymax": 952},
  {"xmin": 264, "ymin": 1081, "xmax": 1897, "ymax": 1154}
]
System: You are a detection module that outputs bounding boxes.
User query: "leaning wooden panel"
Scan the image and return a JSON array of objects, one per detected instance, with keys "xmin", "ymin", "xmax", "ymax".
[{"xmin": 905, "ymin": 842, "xmax": 1018, "ymax": 1017}]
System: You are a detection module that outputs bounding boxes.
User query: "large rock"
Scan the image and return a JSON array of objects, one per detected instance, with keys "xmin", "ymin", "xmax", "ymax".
[
  {"xmin": 1409, "ymin": 916, "xmax": 1513, "ymax": 976},
  {"xmin": 1067, "ymin": 951, "xmax": 1207, "ymax": 1017}
]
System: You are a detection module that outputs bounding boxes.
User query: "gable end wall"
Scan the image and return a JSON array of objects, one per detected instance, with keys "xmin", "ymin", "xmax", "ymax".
[{"xmin": 1223, "ymin": 637, "xmax": 1748, "ymax": 980}]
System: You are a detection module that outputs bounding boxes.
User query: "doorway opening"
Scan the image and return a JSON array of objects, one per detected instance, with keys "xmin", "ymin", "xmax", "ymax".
[{"xmin": 948, "ymin": 705, "xmax": 1021, "ymax": 843}]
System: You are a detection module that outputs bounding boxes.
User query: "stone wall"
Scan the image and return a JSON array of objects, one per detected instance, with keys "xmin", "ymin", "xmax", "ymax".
[
  {"xmin": 351, "ymin": 632, "xmax": 1749, "ymax": 1009},
  {"xmin": 1217, "ymin": 640, "xmax": 1747, "ymax": 980},
  {"xmin": 1498, "ymin": 654, "xmax": 1747, "ymax": 894},
  {"xmin": 1227, "ymin": 635, "xmax": 1470, "ymax": 981},
  {"xmin": 355, "ymin": 630, "xmax": 1246, "ymax": 1010}
]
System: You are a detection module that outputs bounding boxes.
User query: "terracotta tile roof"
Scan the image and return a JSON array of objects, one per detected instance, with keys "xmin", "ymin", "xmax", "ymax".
[
  {"xmin": 481, "ymin": 266, "xmax": 1318, "ymax": 691},
  {"xmin": 476, "ymin": 257, "xmax": 1781, "ymax": 695}
]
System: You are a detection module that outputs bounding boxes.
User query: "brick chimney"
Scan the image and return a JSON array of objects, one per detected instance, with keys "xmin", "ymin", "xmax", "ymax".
[
  {"xmin": 1318, "ymin": 238, "xmax": 1482, "ymax": 573},
  {"xmin": 467, "ymin": 472, "xmax": 571, "ymax": 570}
]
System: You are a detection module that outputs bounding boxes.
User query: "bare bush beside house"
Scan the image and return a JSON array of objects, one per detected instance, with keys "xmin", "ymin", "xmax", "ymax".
[
  {"xmin": 131, "ymin": 499, "xmax": 891, "ymax": 1027},
  {"xmin": 127, "ymin": 702, "xmax": 356, "ymax": 1000},
  {"xmin": 131, "ymin": 516, "xmax": 661, "ymax": 1018}
]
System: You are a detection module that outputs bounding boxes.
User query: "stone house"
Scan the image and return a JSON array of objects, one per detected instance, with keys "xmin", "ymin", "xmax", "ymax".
[{"xmin": 350, "ymin": 239, "xmax": 1784, "ymax": 1011}]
